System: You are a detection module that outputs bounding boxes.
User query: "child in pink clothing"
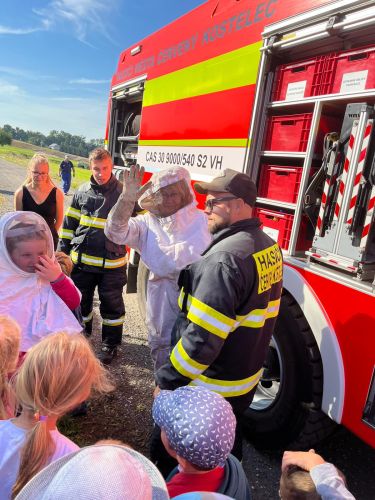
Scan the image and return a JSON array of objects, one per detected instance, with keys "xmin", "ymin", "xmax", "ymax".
[{"xmin": 0, "ymin": 211, "xmax": 82, "ymax": 355}]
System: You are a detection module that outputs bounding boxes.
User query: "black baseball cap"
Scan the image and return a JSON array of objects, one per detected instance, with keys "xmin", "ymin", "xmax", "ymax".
[{"xmin": 194, "ymin": 168, "xmax": 257, "ymax": 207}]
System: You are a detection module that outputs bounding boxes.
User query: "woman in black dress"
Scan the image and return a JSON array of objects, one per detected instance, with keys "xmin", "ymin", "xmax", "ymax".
[{"xmin": 14, "ymin": 154, "xmax": 64, "ymax": 249}]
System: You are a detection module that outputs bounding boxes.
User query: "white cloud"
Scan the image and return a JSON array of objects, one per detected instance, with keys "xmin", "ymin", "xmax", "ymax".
[
  {"xmin": 33, "ymin": 0, "xmax": 118, "ymax": 44},
  {"xmin": 0, "ymin": 79, "xmax": 24, "ymax": 96},
  {"xmin": 68, "ymin": 78, "xmax": 110, "ymax": 84},
  {"xmin": 0, "ymin": 66, "xmax": 53, "ymax": 81},
  {"xmin": 0, "ymin": 25, "xmax": 41, "ymax": 35}
]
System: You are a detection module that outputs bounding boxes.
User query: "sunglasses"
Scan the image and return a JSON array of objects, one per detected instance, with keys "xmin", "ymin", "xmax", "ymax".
[
  {"xmin": 31, "ymin": 171, "xmax": 48, "ymax": 177},
  {"xmin": 204, "ymin": 196, "xmax": 237, "ymax": 211}
]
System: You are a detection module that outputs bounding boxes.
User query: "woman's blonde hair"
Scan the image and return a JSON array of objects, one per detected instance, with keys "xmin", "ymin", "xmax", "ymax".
[
  {"xmin": 0, "ymin": 316, "xmax": 21, "ymax": 419},
  {"xmin": 25, "ymin": 154, "xmax": 51, "ymax": 186},
  {"xmin": 12, "ymin": 332, "xmax": 114, "ymax": 497}
]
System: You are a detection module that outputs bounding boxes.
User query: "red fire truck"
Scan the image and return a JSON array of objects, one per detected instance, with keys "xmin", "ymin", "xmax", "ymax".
[{"xmin": 105, "ymin": 0, "xmax": 375, "ymax": 449}]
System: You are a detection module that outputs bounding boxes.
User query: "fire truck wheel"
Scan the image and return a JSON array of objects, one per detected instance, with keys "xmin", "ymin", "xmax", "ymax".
[
  {"xmin": 242, "ymin": 291, "xmax": 336, "ymax": 449},
  {"xmin": 136, "ymin": 259, "xmax": 149, "ymax": 323}
]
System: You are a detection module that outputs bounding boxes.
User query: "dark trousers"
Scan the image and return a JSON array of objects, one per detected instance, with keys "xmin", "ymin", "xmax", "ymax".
[
  {"xmin": 61, "ymin": 173, "xmax": 71, "ymax": 194},
  {"xmin": 71, "ymin": 267, "xmax": 126, "ymax": 347}
]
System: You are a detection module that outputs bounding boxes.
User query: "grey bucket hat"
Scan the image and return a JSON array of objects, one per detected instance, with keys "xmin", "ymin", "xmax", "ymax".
[{"xmin": 15, "ymin": 445, "xmax": 169, "ymax": 500}]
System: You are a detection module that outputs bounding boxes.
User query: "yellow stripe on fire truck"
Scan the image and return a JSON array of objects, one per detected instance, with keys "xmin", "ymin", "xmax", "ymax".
[
  {"xmin": 70, "ymin": 251, "xmax": 126, "ymax": 269},
  {"xmin": 170, "ymin": 339, "xmax": 209, "ymax": 380},
  {"xmin": 190, "ymin": 368, "xmax": 263, "ymax": 397},
  {"xmin": 143, "ymin": 41, "xmax": 262, "ymax": 107}
]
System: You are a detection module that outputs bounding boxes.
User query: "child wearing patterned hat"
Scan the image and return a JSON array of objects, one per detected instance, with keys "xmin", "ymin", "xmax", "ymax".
[{"xmin": 152, "ymin": 386, "xmax": 251, "ymax": 500}]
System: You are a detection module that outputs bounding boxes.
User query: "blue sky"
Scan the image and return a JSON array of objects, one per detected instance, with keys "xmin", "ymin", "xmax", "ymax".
[{"xmin": 0, "ymin": 0, "xmax": 203, "ymax": 140}]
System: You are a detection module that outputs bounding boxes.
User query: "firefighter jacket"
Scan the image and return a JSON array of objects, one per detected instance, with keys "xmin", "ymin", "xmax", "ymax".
[
  {"xmin": 156, "ymin": 217, "xmax": 283, "ymax": 412},
  {"xmin": 58, "ymin": 175, "xmax": 126, "ymax": 272}
]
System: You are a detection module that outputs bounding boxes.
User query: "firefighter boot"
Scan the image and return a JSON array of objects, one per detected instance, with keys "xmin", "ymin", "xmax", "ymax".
[{"xmin": 98, "ymin": 345, "xmax": 117, "ymax": 365}]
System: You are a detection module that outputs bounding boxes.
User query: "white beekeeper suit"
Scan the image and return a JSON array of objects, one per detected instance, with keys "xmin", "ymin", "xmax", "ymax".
[
  {"xmin": 105, "ymin": 166, "xmax": 211, "ymax": 370},
  {"xmin": 0, "ymin": 211, "xmax": 82, "ymax": 352}
]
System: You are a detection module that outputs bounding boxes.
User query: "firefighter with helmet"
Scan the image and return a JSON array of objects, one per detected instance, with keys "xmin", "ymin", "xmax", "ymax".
[{"xmin": 58, "ymin": 148, "xmax": 127, "ymax": 364}]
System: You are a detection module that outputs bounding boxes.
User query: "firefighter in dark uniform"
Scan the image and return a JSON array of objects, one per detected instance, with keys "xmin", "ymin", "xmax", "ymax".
[
  {"xmin": 58, "ymin": 148, "xmax": 127, "ymax": 364},
  {"xmin": 155, "ymin": 168, "xmax": 283, "ymax": 461}
]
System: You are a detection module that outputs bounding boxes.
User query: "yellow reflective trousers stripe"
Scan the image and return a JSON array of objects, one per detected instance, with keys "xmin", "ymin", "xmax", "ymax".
[
  {"xmin": 190, "ymin": 368, "xmax": 263, "ymax": 397},
  {"xmin": 102, "ymin": 316, "xmax": 125, "ymax": 326}
]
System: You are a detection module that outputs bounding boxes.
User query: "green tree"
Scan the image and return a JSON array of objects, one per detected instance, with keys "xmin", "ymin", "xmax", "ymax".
[{"xmin": 0, "ymin": 128, "xmax": 12, "ymax": 146}]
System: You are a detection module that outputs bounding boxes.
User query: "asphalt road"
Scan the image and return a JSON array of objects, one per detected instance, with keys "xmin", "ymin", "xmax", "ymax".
[{"xmin": 0, "ymin": 158, "xmax": 374, "ymax": 499}]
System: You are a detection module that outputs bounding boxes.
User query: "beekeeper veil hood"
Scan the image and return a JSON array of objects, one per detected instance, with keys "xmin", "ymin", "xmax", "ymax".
[
  {"xmin": 0, "ymin": 211, "xmax": 82, "ymax": 352},
  {"xmin": 3, "ymin": 211, "xmax": 54, "ymax": 274},
  {"xmin": 138, "ymin": 167, "xmax": 194, "ymax": 217}
]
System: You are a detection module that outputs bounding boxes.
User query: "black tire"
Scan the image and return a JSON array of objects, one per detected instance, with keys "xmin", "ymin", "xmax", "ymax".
[
  {"xmin": 136, "ymin": 260, "xmax": 149, "ymax": 323},
  {"xmin": 242, "ymin": 291, "xmax": 336, "ymax": 450}
]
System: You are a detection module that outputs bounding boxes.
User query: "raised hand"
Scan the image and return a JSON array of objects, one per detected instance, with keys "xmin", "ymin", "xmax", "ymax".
[
  {"xmin": 35, "ymin": 255, "xmax": 62, "ymax": 282},
  {"xmin": 122, "ymin": 164, "xmax": 145, "ymax": 201}
]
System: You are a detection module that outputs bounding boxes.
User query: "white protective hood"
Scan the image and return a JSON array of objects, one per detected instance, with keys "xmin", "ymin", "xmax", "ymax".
[
  {"xmin": 0, "ymin": 211, "xmax": 81, "ymax": 351},
  {"xmin": 137, "ymin": 166, "xmax": 211, "ymax": 278}
]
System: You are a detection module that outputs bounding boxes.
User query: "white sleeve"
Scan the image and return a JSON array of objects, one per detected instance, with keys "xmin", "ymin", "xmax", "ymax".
[
  {"xmin": 310, "ymin": 463, "xmax": 356, "ymax": 499},
  {"xmin": 105, "ymin": 213, "xmax": 148, "ymax": 253}
]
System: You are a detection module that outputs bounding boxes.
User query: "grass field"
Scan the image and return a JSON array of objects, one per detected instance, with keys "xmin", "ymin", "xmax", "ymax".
[{"xmin": 0, "ymin": 143, "xmax": 91, "ymax": 189}]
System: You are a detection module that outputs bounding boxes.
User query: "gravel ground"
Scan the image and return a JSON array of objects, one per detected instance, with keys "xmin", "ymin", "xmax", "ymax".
[{"xmin": 1, "ymin": 159, "xmax": 374, "ymax": 499}]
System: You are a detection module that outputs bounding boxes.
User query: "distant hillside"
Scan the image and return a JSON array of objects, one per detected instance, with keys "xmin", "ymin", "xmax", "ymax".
[{"xmin": 12, "ymin": 140, "xmax": 88, "ymax": 162}]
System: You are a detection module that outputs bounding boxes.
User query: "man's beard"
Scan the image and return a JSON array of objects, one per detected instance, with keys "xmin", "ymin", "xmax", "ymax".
[{"xmin": 209, "ymin": 219, "xmax": 230, "ymax": 234}]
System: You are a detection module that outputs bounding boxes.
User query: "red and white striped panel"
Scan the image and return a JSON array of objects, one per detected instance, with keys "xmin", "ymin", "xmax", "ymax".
[
  {"xmin": 315, "ymin": 162, "xmax": 339, "ymax": 236},
  {"xmin": 334, "ymin": 121, "xmax": 358, "ymax": 222},
  {"xmin": 360, "ymin": 187, "xmax": 375, "ymax": 248},
  {"xmin": 347, "ymin": 120, "xmax": 374, "ymax": 225}
]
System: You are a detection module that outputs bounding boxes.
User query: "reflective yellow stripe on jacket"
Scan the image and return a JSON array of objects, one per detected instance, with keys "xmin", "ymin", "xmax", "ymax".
[
  {"xmin": 235, "ymin": 299, "xmax": 281, "ymax": 329},
  {"xmin": 187, "ymin": 296, "xmax": 235, "ymax": 340},
  {"xmin": 190, "ymin": 368, "xmax": 263, "ymax": 397},
  {"xmin": 170, "ymin": 339, "xmax": 209, "ymax": 380},
  {"xmin": 66, "ymin": 206, "xmax": 81, "ymax": 220},
  {"xmin": 80, "ymin": 215, "xmax": 107, "ymax": 229},
  {"xmin": 70, "ymin": 251, "xmax": 126, "ymax": 269},
  {"xmin": 59, "ymin": 228, "xmax": 74, "ymax": 240}
]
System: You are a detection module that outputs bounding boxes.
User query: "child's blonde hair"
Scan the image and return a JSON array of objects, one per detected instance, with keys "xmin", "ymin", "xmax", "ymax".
[
  {"xmin": 280, "ymin": 465, "xmax": 321, "ymax": 499},
  {"xmin": 12, "ymin": 331, "xmax": 114, "ymax": 497},
  {"xmin": 0, "ymin": 316, "xmax": 21, "ymax": 419},
  {"xmin": 25, "ymin": 154, "xmax": 51, "ymax": 186}
]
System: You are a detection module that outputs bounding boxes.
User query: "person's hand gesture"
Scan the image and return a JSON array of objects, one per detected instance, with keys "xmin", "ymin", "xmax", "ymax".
[
  {"xmin": 122, "ymin": 164, "xmax": 145, "ymax": 202},
  {"xmin": 281, "ymin": 449, "xmax": 326, "ymax": 472},
  {"xmin": 35, "ymin": 255, "xmax": 62, "ymax": 283}
]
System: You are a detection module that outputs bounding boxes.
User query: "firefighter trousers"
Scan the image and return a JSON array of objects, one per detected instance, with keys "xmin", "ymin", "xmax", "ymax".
[{"xmin": 71, "ymin": 266, "xmax": 127, "ymax": 347}]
